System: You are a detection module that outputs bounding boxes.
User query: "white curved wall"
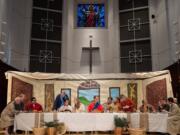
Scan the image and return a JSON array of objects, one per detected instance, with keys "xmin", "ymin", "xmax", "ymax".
[{"xmin": 61, "ymin": 0, "xmax": 120, "ymax": 73}]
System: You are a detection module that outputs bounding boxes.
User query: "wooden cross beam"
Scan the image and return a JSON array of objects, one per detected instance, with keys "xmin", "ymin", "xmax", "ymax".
[{"xmin": 82, "ymin": 39, "xmax": 99, "ymax": 74}]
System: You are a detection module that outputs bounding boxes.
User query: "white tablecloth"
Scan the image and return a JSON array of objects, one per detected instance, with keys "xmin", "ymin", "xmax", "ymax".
[
  {"xmin": 14, "ymin": 113, "xmax": 168, "ymax": 132},
  {"xmin": 14, "ymin": 113, "xmax": 36, "ymax": 131},
  {"xmin": 148, "ymin": 113, "xmax": 168, "ymax": 133},
  {"xmin": 130, "ymin": 113, "xmax": 140, "ymax": 128}
]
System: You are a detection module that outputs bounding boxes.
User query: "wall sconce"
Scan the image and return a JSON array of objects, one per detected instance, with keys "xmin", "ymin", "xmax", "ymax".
[
  {"xmin": 151, "ymin": 14, "xmax": 157, "ymax": 23},
  {"xmin": 151, "ymin": 14, "xmax": 155, "ymax": 19}
]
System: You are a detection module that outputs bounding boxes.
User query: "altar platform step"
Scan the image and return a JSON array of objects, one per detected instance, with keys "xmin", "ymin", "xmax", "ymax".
[
  {"xmin": 10, "ymin": 133, "xmax": 168, "ymax": 135},
  {"xmin": 12, "ymin": 131, "xmax": 170, "ymax": 135},
  {"xmin": 64, "ymin": 132, "xmax": 169, "ymax": 135}
]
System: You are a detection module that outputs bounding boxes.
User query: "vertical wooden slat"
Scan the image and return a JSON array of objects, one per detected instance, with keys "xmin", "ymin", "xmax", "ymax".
[
  {"xmin": 45, "ymin": 84, "xmax": 54, "ymax": 112},
  {"xmin": 127, "ymin": 83, "xmax": 138, "ymax": 109}
]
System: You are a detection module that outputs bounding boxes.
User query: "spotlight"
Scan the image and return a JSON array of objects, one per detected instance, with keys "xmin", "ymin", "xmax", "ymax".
[{"xmin": 151, "ymin": 14, "xmax": 155, "ymax": 19}]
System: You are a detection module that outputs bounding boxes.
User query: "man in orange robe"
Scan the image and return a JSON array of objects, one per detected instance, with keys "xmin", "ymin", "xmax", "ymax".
[{"xmin": 87, "ymin": 96, "xmax": 103, "ymax": 113}]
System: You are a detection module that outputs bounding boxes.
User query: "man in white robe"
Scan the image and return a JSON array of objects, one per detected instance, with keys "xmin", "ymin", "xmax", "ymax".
[
  {"xmin": 167, "ymin": 97, "xmax": 180, "ymax": 135},
  {"xmin": 58, "ymin": 99, "xmax": 72, "ymax": 112}
]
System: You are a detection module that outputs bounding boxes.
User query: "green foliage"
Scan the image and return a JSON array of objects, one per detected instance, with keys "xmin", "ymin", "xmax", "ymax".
[
  {"xmin": 43, "ymin": 120, "xmax": 59, "ymax": 127},
  {"xmin": 79, "ymin": 96, "xmax": 90, "ymax": 105},
  {"xmin": 114, "ymin": 115, "xmax": 128, "ymax": 128}
]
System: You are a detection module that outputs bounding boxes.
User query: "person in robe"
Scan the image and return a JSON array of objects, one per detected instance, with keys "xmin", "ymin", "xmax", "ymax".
[
  {"xmin": 25, "ymin": 97, "xmax": 43, "ymax": 112},
  {"xmin": 103, "ymin": 97, "xmax": 114, "ymax": 112},
  {"xmin": 173, "ymin": 98, "xmax": 180, "ymax": 107},
  {"xmin": 58, "ymin": 99, "xmax": 72, "ymax": 112},
  {"xmin": 120, "ymin": 95, "xmax": 135, "ymax": 112},
  {"xmin": 73, "ymin": 98, "xmax": 85, "ymax": 113},
  {"xmin": 0, "ymin": 94, "xmax": 25, "ymax": 135},
  {"xmin": 112, "ymin": 97, "xmax": 122, "ymax": 112},
  {"xmin": 87, "ymin": 96, "xmax": 103, "ymax": 113},
  {"xmin": 167, "ymin": 97, "xmax": 180, "ymax": 135},
  {"xmin": 174, "ymin": 98, "xmax": 178, "ymax": 104},
  {"xmin": 84, "ymin": 5, "xmax": 99, "ymax": 27},
  {"xmin": 139, "ymin": 100, "xmax": 155, "ymax": 113},
  {"xmin": 53, "ymin": 91, "xmax": 69, "ymax": 111},
  {"xmin": 157, "ymin": 98, "xmax": 170, "ymax": 112}
]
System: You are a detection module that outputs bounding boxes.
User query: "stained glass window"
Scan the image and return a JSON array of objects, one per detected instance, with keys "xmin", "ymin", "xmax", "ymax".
[{"xmin": 77, "ymin": 4, "xmax": 105, "ymax": 27}]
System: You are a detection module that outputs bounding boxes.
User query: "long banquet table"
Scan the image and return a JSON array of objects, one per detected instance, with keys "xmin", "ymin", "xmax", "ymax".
[{"xmin": 14, "ymin": 112, "xmax": 168, "ymax": 133}]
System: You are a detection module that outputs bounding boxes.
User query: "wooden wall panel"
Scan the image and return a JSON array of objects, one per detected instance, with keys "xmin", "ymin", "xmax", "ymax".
[
  {"xmin": 11, "ymin": 77, "xmax": 33, "ymax": 106},
  {"xmin": 146, "ymin": 79, "xmax": 167, "ymax": 109}
]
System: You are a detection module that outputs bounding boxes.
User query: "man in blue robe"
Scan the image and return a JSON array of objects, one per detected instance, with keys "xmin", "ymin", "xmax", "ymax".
[{"xmin": 53, "ymin": 91, "xmax": 69, "ymax": 111}]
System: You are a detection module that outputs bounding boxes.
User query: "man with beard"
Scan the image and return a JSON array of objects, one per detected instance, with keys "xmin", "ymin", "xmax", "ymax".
[{"xmin": 0, "ymin": 93, "xmax": 25, "ymax": 135}]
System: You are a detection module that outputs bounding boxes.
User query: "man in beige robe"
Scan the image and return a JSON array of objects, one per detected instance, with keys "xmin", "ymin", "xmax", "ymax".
[
  {"xmin": 0, "ymin": 94, "xmax": 25, "ymax": 135},
  {"xmin": 167, "ymin": 97, "xmax": 180, "ymax": 135}
]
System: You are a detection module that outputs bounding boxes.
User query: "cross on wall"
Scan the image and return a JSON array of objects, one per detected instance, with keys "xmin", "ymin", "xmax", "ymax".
[{"xmin": 82, "ymin": 36, "xmax": 99, "ymax": 74}]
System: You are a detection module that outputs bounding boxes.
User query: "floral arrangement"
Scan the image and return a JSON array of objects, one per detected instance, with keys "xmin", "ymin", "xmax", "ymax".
[
  {"xmin": 114, "ymin": 115, "xmax": 128, "ymax": 128},
  {"xmin": 43, "ymin": 120, "xmax": 59, "ymax": 127}
]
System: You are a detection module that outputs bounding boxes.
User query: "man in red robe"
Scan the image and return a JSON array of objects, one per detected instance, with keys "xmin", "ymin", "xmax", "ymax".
[
  {"xmin": 120, "ymin": 95, "xmax": 135, "ymax": 112},
  {"xmin": 25, "ymin": 97, "xmax": 43, "ymax": 112},
  {"xmin": 87, "ymin": 96, "xmax": 103, "ymax": 113},
  {"xmin": 85, "ymin": 5, "xmax": 97, "ymax": 27}
]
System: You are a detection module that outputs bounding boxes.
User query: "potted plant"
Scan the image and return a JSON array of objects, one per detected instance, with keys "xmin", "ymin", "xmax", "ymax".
[
  {"xmin": 114, "ymin": 115, "xmax": 128, "ymax": 135},
  {"xmin": 44, "ymin": 120, "xmax": 59, "ymax": 135}
]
